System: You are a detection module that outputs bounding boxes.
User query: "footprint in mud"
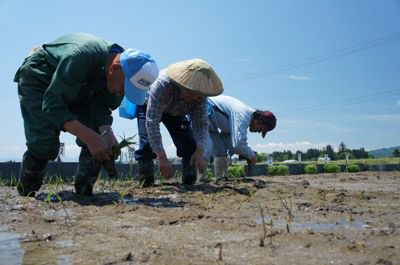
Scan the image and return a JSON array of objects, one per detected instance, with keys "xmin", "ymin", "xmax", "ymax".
[{"xmin": 297, "ymin": 202, "xmax": 313, "ymax": 211}]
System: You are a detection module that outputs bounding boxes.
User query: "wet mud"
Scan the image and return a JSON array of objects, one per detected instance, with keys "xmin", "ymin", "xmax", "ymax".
[{"xmin": 0, "ymin": 171, "xmax": 399, "ymax": 265}]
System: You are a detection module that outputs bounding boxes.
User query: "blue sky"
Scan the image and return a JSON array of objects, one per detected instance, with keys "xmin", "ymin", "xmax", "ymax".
[{"xmin": 1, "ymin": 0, "xmax": 399, "ymax": 162}]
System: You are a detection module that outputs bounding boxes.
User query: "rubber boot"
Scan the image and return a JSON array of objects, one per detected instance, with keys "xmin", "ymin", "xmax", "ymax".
[
  {"xmin": 182, "ymin": 158, "xmax": 196, "ymax": 185},
  {"xmin": 74, "ymin": 147, "xmax": 101, "ymax": 196},
  {"xmin": 17, "ymin": 151, "xmax": 48, "ymax": 197},
  {"xmin": 213, "ymin": 156, "xmax": 228, "ymax": 181},
  {"xmin": 138, "ymin": 159, "xmax": 155, "ymax": 187}
]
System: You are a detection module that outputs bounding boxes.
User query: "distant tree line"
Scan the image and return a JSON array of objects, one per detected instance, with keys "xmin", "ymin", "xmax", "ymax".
[
  {"xmin": 256, "ymin": 142, "xmax": 373, "ymax": 162},
  {"xmin": 393, "ymin": 148, "xmax": 400, "ymax": 157}
]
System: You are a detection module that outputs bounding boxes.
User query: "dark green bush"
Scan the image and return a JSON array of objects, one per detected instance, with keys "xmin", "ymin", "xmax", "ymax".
[
  {"xmin": 228, "ymin": 165, "xmax": 245, "ymax": 179},
  {"xmin": 324, "ymin": 163, "xmax": 339, "ymax": 173},
  {"xmin": 268, "ymin": 165, "xmax": 288, "ymax": 176},
  {"xmin": 305, "ymin": 164, "xmax": 318, "ymax": 174},
  {"xmin": 347, "ymin": 164, "xmax": 360, "ymax": 172}
]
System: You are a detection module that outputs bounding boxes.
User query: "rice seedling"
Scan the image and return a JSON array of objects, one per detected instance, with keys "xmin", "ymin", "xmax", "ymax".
[
  {"xmin": 257, "ymin": 201, "xmax": 268, "ymax": 247},
  {"xmin": 271, "ymin": 189, "xmax": 294, "ymax": 233},
  {"xmin": 43, "ymin": 176, "xmax": 72, "ymax": 226},
  {"xmin": 103, "ymin": 135, "xmax": 137, "ymax": 178}
]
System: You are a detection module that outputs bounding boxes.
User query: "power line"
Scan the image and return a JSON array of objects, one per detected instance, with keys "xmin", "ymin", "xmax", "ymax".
[
  {"xmin": 225, "ymin": 32, "xmax": 400, "ymax": 84},
  {"xmin": 279, "ymin": 88, "xmax": 400, "ymax": 117}
]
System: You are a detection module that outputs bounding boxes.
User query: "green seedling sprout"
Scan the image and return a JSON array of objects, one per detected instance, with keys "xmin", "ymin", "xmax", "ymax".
[{"xmin": 103, "ymin": 134, "xmax": 137, "ymax": 179}]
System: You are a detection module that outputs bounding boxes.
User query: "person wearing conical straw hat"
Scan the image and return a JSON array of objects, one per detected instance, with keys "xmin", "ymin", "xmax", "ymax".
[
  {"xmin": 201, "ymin": 95, "xmax": 276, "ymax": 182},
  {"xmin": 133, "ymin": 58, "xmax": 223, "ymax": 186}
]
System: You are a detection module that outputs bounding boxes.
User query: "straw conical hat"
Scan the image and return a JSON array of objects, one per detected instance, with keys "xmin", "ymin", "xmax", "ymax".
[{"xmin": 167, "ymin": 58, "xmax": 224, "ymax": 96}]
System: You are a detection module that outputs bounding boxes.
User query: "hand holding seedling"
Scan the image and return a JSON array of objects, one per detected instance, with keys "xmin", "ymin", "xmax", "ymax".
[
  {"xmin": 99, "ymin": 125, "xmax": 119, "ymax": 150},
  {"xmin": 64, "ymin": 120, "xmax": 112, "ymax": 162},
  {"xmin": 102, "ymin": 135, "xmax": 136, "ymax": 178},
  {"xmin": 88, "ymin": 136, "xmax": 113, "ymax": 162}
]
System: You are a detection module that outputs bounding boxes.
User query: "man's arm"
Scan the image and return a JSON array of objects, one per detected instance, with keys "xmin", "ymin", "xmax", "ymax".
[
  {"xmin": 64, "ymin": 120, "xmax": 111, "ymax": 162},
  {"xmin": 230, "ymin": 111, "xmax": 256, "ymax": 162},
  {"xmin": 146, "ymin": 76, "xmax": 173, "ymax": 178},
  {"xmin": 190, "ymin": 99, "xmax": 209, "ymax": 172}
]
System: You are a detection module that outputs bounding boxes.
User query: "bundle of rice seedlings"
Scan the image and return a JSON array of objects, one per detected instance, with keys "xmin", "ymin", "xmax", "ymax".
[{"xmin": 103, "ymin": 135, "xmax": 136, "ymax": 178}]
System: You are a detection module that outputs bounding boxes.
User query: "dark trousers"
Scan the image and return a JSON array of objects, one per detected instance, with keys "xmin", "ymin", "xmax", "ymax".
[{"xmin": 134, "ymin": 105, "xmax": 196, "ymax": 161}]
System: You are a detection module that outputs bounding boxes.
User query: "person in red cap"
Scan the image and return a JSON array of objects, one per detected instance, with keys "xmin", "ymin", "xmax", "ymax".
[{"xmin": 203, "ymin": 95, "xmax": 276, "ymax": 180}]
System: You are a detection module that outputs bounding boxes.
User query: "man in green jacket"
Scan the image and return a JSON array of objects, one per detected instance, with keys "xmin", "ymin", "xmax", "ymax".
[{"xmin": 14, "ymin": 33, "xmax": 159, "ymax": 196}]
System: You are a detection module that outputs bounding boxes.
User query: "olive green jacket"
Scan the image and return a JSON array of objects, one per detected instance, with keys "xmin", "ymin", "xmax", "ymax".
[{"xmin": 15, "ymin": 32, "xmax": 123, "ymax": 131}]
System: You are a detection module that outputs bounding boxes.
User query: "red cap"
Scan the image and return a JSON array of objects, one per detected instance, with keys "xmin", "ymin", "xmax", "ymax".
[{"xmin": 261, "ymin": 111, "xmax": 276, "ymax": 138}]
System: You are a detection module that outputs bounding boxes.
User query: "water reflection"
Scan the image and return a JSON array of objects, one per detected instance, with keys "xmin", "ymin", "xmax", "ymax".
[
  {"xmin": 255, "ymin": 217, "xmax": 365, "ymax": 232},
  {"xmin": 0, "ymin": 227, "xmax": 75, "ymax": 265},
  {"xmin": 122, "ymin": 194, "xmax": 185, "ymax": 208},
  {"xmin": 0, "ymin": 227, "xmax": 23, "ymax": 265}
]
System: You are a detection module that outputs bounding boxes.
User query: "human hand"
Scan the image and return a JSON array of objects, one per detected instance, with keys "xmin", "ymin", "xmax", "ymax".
[
  {"xmin": 63, "ymin": 120, "xmax": 112, "ymax": 162},
  {"xmin": 87, "ymin": 133, "xmax": 112, "ymax": 162},
  {"xmin": 190, "ymin": 148, "xmax": 206, "ymax": 173},
  {"xmin": 99, "ymin": 125, "xmax": 120, "ymax": 160},
  {"xmin": 157, "ymin": 153, "xmax": 173, "ymax": 179},
  {"xmin": 248, "ymin": 155, "xmax": 257, "ymax": 166}
]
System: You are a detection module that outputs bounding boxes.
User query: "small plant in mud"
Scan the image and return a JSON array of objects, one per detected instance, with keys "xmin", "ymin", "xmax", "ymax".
[
  {"xmin": 201, "ymin": 167, "xmax": 214, "ymax": 182},
  {"xmin": 103, "ymin": 135, "xmax": 137, "ymax": 178},
  {"xmin": 246, "ymin": 190, "xmax": 275, "ymax": 247},
  {"xmin": 347, "ymin": 164, "xmax": 360, "ymax": 173},
  {"xmin": 257, "ymin": 202, "xmax": 268, "ymax": 247},
  {"xmin": 268, "ymin": 165, "xmax": 288, "ymax": 176},
  {"xmin": 271, "ymin": 189, "xmax": 294, "ymax": 233},
  {"xmin": 305, "ymin": 164, "xmax": 318, "ymax": 174},
  {"xmin": 0, "ymin": 175, "xmax": 18, "ymax": 187},
  {"xmin": 154, "ymin": 171, "xmax": 168, "ymax": 188},
  {"xmin": 324, "ymin": 163, "xmax": 339, "ymax": 173},
  {"xmin": 43, "ymin": 175, "xmax": 65, "ymax": 189},
  {"xmin": 97, "ymin": 175, "xmax": 118, "ymax": 193},
  {"xmin": 228, "ymin": 165, "xmax": 245, "ymax": 180},
  {"xmin": 42, "ymin": 176, "xmax": 72, "ymax": 226}
]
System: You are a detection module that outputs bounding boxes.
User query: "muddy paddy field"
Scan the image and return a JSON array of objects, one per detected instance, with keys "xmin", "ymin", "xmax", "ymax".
[{"xmin": 0, "ymin": 171, "xmax": 399, "ymax": 265}]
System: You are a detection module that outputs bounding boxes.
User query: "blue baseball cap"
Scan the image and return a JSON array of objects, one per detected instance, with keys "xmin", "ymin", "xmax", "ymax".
[{"xmin": 120, "ymin": 49, "xmax": 159, "ymax": 105}]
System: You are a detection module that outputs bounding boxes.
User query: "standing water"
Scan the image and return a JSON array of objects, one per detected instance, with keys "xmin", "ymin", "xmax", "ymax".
[{"xmin": 0, "ymin": 226, "xmax": 23, "ymax": 265}]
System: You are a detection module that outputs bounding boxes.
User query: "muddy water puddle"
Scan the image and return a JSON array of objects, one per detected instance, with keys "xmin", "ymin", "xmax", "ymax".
[
  {"xmin": 254, "ymin": 216, "xmax": 366, "ymax": 232},
  {"xmin": 0, "ymin": 227, "xmax": 23, "ymax": 265},
  {"xmin": 0, "ymin": 226, "xmax": 77, "ymax": 265},
  {"xmin": 122, "ymin": 194, "xmax": 185, "ymax": 208}
]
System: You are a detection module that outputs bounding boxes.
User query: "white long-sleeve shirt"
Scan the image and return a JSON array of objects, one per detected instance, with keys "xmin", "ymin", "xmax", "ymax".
[{"xmin": 208, "ymin": 95, "xmax": 255, "ymax": 158}]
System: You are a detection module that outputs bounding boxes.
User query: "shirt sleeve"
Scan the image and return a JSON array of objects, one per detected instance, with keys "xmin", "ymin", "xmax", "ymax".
[
  {"xmin": 146, "ymin": 78, "xmax": 169, "ymax": 154},
  {"xmin": 42, "ymin": 50, "xmax": 118, "ymax": 130},
  {"xmin": 230, "ymin": 111, "xmax": 255, "ymax": 158},
  {"xmin": 191, "ymin": 98, "xmax": 209, "ymax": 149},
  {"xmin": 42, "ymin": 54, "xmax": 88, "ymax": 130}
]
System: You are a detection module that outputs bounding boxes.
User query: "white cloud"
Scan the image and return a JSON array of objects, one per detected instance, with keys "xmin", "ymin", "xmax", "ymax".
[
  {"xmin": 255, "ymin": 141, "xmax": 329, "ymax": 153},
  {"xmin": 286, "ymin": 75, "xmax": 311, "ymax": 81}
]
